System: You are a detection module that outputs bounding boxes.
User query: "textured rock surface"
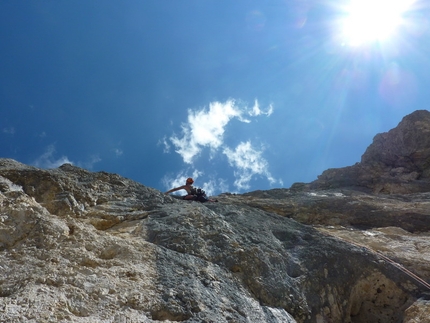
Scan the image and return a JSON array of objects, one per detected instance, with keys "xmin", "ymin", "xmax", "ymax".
[
  {"xmin": 310, "ymin": 110, "xmax": 430, "ymax": 194},
  {"xmin": 1, "ymin": 110, "xmax": 430, "ymax": 323},
  {"xmin": 1, "ymin": 159, "xmax": 429, "ymax": 323},
  {"xmin": 226, "ymin": 189, "xmax": 430, "ymax": 233}
]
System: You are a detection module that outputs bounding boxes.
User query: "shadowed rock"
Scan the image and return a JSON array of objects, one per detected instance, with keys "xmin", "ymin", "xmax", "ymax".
[
  {"xmin": 310, "ymin": 110, "xmax": 430, "ymax": 194},
  {"xmin": 0, "ymin": 157, "xmax": 429, "ymax": 323},
  {"xmin": 0, "ymin": 110, "xmax": 429, "ymax": 322}
]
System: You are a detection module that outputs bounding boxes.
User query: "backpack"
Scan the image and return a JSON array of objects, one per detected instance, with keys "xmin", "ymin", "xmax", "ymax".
[{"xmin": 190, "ymin": 187, "xmax": 209, "ymax": 203}]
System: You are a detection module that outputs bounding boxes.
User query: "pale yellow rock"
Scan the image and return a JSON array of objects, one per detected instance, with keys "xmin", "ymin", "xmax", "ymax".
[{"xmin": 1, "ymin": 156, "xmax": 429, "ymax": 323}]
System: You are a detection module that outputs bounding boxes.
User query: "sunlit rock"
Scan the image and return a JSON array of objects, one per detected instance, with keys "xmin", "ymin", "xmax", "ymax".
[
  {"xmin": 311, "ymin": 109, "xmax": 430, "ymax": 194},
  {"xmin": 0, "ymin": 109, "xmax": 429, "ymax": 323}
]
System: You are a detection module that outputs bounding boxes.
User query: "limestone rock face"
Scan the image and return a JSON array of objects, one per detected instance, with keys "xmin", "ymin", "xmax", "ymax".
[
  {"xmin": 311, "ymin": 110, "xmax": 430, "ymax": 194},
  {"xmin": 1, "ymin": 158, "xmax": 429, "ymax": 323},
  {"xmin": 1, "ymin": 111, "xmax": 430, "ymax": 323},
  {"xmin": 234, "ymin": 188, "xmax": 430, "ymax": 233}
]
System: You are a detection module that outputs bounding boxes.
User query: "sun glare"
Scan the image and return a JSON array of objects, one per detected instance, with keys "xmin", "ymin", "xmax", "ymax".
[{"xmin": 341, "ymin": 0, "xmax": 414, "ymax": 46}]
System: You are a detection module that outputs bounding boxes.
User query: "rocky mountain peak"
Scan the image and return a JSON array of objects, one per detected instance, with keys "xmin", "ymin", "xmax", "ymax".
[
  {"xmin": 361, "ymin": 110, "xmax": 430, "ymax": 172},
  {"xmin": 311, "ymin": 110, "xmax": 430, "ymax": 194},
  {"xmin": 1, "ymin": 110, "xmax": 430, "ymax": 323}
]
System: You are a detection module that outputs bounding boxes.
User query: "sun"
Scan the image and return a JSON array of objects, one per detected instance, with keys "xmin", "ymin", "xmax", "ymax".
[{"xmin": 341, "ymin": 0, "xmax": 414, "ymax": 46}]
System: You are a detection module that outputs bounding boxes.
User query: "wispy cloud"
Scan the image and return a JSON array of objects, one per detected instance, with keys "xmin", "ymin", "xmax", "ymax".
[
  {"xmin": 33, "ymin": 145, "xmax": 73, "ymax": 169},
  {"xmin": 79, "ymin": 155, "xmax": 101, "ymax": 170},
  {"xmin": 162, "ymin": 169, "xmax": 229, "ymax": 196},
  {"xmin": 223, "ymin": 141, "xmax": 276, "ymax": 190},
  {"xmin": 165, "ymin": 99, "xmax": 276, "ymax": 193},
  {"xmin": 249, "ymin": 100, "xmax": 273, "ymax": 117},
  {"xmin": 200, "ymin": 177, "xmax": 229, "ymax": 196},
  {"xmin": 170, "ymin": 100, "xmax": 244, "ymax": 163},
  {"xmin": 162, "ymin": 169, "xmax": 203, "ymax": 194},
  {"xmin": 159, "ymin": 136, "xmax": 171, "ymax": 154},
  {"xmin": 33, "ymin": 145, "xmax": 101, "ymax": 170},
  {"xmin": 169, "ymin": 99, "xmax": 272, "ymax": 164}
]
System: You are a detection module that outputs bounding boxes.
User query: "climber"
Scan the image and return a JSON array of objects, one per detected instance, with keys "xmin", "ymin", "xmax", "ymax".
[
  {"xmin": 164, "ymin": 177, "xmax": 218, "ymax": 202},
  {"xmin": 164, "ymin": 177, "xmax": 196, "ymax": 200}
]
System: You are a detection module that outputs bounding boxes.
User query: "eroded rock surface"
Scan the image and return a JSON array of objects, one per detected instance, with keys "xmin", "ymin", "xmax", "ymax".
[
  {"xmin": 226, "ymin": 189, "xmax": 430, "ymax": 233},
  {"xmin": 1, "ymin": 158, "xmax": 429, "ymax": 323},
  {"xmin": 310, "ymin": 110, "xmax": 430, "ymax": 194},
  {"xmin": 1, "ymin": 110, "xmax": 430, "ymax": 323}
]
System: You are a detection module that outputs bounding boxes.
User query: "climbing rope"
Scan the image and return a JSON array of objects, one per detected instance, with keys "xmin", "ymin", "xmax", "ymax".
[{"xmin": 319, "ymin": 228, "xmax": 430, "ymax": 291}]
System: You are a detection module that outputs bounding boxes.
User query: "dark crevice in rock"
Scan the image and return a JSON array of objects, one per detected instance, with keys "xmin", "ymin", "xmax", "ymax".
[
  {"xmin": 150, "ymin": 309, "xmax": 191, "ymax": 322},
  {"xmin": 1, "ymin": 110, "xmax": 430, "ymax": 323}
]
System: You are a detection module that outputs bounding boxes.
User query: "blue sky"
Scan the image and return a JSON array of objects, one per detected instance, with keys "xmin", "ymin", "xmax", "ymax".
[{"xmin": 1, "ymin": 0, "xmax": 430, "ymax": 196}]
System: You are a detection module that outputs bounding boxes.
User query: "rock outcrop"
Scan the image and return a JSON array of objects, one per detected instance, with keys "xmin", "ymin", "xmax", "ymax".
[
  {"xmin": 310, "ymin": 109, "xmax": 430, "ymax": 194},
  {"xmin": 0, "ymin": 110, "xmax": 429, "ymax": 323}
]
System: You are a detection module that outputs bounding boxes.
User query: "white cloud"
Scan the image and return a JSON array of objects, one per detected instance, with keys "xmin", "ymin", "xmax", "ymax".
[
  {"xmin": 223, "ymin": 141, "xmax": 276, "ymax": 190},
  {"xmin": 79, "ymin": 155, "xmax": 101, "ymax": 170},
  {"xmin": 200, "ymin": 177, "xmax": 229, "ymax": 196},
  {"xmin": 162, "ymin": 169, "xmax": 203, "ymax": 194},
  {"xmin": 159, "ymin": 136, "xmax": 171, "ymax": 154},
  {"xmin": 165, "ymin": 99, "xmax": 277, "ymax": 193},
  {"xmin": 33, "ymin": 145, "xmax": 101, "ymax": 170},
  {"xmin": 163, "ymin": 169, "xmax": 229, "ymax": 196},
  {"xmin": 249, "ymin": 100, "xmax": 273, "ymax": 117},
  {"xmin": 33, "ymin": 145, "xmax": 73, "ymax": 169},
  {"xmin": 169, "ymin": 99, "xmax": 271, "ymax": 164}
]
